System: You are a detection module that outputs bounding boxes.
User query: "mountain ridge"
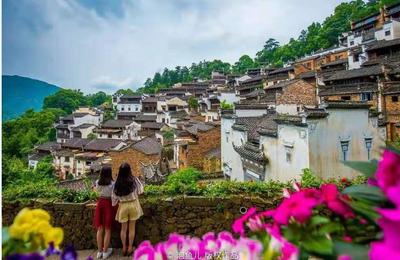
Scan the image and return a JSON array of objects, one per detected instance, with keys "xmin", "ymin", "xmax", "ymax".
[{"xmin": 2, "ymin": 75, "xmax": 61, "ymax": 121}]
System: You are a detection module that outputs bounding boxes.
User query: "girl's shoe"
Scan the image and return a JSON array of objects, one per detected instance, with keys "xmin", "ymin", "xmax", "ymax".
[
  {"xmin": 96, "ymin": 251, "xmax": 103, "ymax": 259},
  {"xmin": 102, "ymin": 248, "xmax": 113, "ymax": 259}
]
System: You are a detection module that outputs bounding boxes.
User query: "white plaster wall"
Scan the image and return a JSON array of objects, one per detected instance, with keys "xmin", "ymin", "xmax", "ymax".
[
  {"xmin": 74, "ymin": 115, "xmax": 102, "ymax": 127},
  {"xmin": 218, "ymin": 93, "xmax": 240, "ymax": 104},
  {"xmin": 276, "ymin": 104, "xmax": 299, "ymax": 115},
  {"xmin": 117, "ymin": 103, "xmax": 142, "ymax": 113},
  {"xmin": 80, "ymin": 126, "xmax": 96, "ymax": 138},
  {"xmin": 308, "ymin": 109, "xmax": 385, "ymax": 179},
  {"xmin": 229, "ymin": 129, "xmax": 247, "ymax": 181},
  {"xmin": 261, "ymin": 125, "xmax": 310, "ymax": 182},
  {"xmin": 375, "ymin": 21, "xmax": 400, "ymax": 40},
  {"xmin": 221, "ymin": 117, "xmax": 239, "ymax": 179}
]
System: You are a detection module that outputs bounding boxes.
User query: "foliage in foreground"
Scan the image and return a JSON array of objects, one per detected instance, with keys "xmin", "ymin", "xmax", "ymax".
[{"xmin": 134, "ymin": 148, "xmax": 400, "ymax": 260}]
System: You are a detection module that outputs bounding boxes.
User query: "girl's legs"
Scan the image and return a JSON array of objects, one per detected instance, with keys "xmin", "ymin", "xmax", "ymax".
[
  {"xmin": 103, "ymin": 228, "xmax": 111, "ymax": 252},
  {"xmin": 127, "ymin": 220, "xmax": 136, "ymax": 253},
  {"xmin": 120, "ymin": 222, "xmax": 128, "ymax": 254},
  {"xmin": 96, "ymin": 226, "xmax": 104, "ymax": 252}
]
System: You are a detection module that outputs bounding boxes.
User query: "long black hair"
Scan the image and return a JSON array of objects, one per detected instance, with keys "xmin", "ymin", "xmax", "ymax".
[
  {"xmin": 114, "ymin": 163, "xmax": 136, "ymax": 196},
  {"xmin": 97, "ymin": 165, "xmax": 112, "ymax": 186}
]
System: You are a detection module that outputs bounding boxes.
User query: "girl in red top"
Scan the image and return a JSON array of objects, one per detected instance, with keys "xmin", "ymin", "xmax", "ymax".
[{"xmin": 94, "ymin": 165, "xmax": 115, "ymax": 259}]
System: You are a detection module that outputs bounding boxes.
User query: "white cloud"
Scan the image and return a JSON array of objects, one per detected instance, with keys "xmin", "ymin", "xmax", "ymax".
[{"xmin": 3, "ymin": 0, "xmax": 347, "ymax": 94}]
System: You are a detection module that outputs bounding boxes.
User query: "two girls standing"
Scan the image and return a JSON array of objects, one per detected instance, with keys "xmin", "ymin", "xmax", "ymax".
[{"xmin": 94, "ymin": 163, "xmax": 144, "ymax": 259}]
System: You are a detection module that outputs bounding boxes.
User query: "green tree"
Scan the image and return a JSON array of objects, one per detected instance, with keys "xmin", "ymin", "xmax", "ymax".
[
  {"xmin": 232, "ymin": 55, "xmax": 256, "ymax": 74},
  {"xmin": 86, "ymin": 91, "xmax": 111, "ymax": 107},
  {"xmin": 188, "ymin": 96, "xmax": 199, "ymax": 110},
  {"xmin": 43, "ymin": 89, "xmax": 87, "ymax": 114}
]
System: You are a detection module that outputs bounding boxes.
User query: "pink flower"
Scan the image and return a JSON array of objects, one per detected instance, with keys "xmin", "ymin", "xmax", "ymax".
[
  {"xmin": 369, "ymin": 215, "xmax": 400, "ymax": 259},
  {"xmin": 376, "ymin": 150, "xmax": 400, "ymax": 193},
  {"xmin": 273, "ymin": 189, "xmax": 320, "ymax": 225},
  {"xmin": 321, "ymin": 184, "xmax": 355, "ymax": 218},
  {"xmin": 343, "ymin": 235, "xmax": 352, "ymax": 243},
  {"xmin": 265, "ymin": 226, "xmax": 299, "ymax": 260},
  {"xmin": 338, "ymin": 255, "xmax": 352, "ymax": 260},
  {"xmin": 359, "ymin": 218, "xmax": 368, "ymax": 225},
  {"xmin": 232, "ymin": 207, "xmax": 257, "ymax": 235}
]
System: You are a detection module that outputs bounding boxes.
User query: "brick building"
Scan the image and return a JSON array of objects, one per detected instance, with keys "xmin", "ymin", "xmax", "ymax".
[
  {"xmin": 173, "ymin": 122, "xmax": 221, "ymax": 171},
  {"xmin": 109, "ymin": 137, "xmax": 162, "ymax": 177}
]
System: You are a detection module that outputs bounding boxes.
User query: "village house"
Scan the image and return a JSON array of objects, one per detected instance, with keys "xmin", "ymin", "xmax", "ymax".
[
  {"xmin": 55, "ymin": 107, "xmax": 103, "ymax": 143},
  {"xmin": 142, "ymin": 96, "xmax": 158, "ymax": 115},
  {"xmin": 173, "ymin": 122, "xmax": 220, "ymax": 171},
  {"xmin": 221, "ymin": 101, "xmax": 386, "ymax": 182},
  {"xmin": 236, "ymin": 75, "xmax": 267, "ymax": 97},
  {"xmin": 53, "ymin": 138, "xmax": 127, "ymax": 179},
  {"xmin": 109, "ymin": 137, "xmax": 162, "ymax": 178},
  {"xmin": 234, "ymin": 79, "xmax": 317, "ymax": 117},
  {"xmin": 116, "ymin": 94, "xmax": 143, "ymax": 113},
  {"xmin": 265, "ymin": 66, "xmax": 295, "ymax": 87},
  {"xmin": 343, "ymin": 2, "xmax": 400, "ymax": 69},
  {"xmin": 28, "ymin": 141, "xmax": 61, "ymax": 169},
  {"xmin": 202, "ymin": 147, "xmax": 221, "ymax": 174},
  {"xmin": 94, "ymin": 119, "xmax": 141, "ymax": 140}
]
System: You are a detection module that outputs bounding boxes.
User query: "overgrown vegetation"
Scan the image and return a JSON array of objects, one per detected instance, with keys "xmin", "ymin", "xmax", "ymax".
[{"xmin": 2, "ymin": 167, "xmax": 366, "ymax": 203}]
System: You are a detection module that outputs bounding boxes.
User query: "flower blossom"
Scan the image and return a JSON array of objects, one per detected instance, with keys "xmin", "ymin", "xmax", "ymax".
[{"xmin": 321, "ymin": 184, "xmax": 355, "ymax": 218}]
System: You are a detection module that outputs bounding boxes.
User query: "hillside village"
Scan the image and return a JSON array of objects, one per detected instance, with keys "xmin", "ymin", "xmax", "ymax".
[{"xmin": 28, "ymin": 3, "xmax": 400, "ymax": 184}]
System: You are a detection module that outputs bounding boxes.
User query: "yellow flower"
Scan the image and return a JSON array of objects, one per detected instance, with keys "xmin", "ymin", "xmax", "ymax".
[
  {"xmin": 44, "ymin": 227, "xmax": 64, "ymax": 247},
  {"xmin": 31, "ymin": 209, "xmax": 51, "ymax": 222},
  {"xmin": 9, "ymin": 224, "xmax": 25, "ymax": 240},
  {"xmin": 13, "ymin": 208, "xmax": 34, "ymax": 225}
]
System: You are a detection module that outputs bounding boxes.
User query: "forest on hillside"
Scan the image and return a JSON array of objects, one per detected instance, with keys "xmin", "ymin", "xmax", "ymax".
[{"xmin": 137, "ymin": 0, "xmax": 400, "ymax": 94}]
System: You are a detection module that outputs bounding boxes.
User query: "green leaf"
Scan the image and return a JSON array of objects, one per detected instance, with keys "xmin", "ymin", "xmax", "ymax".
[
  {"xmin": 348, "ymin": 199, "xmax": 380, "ymax": 222},
  {"xmin": 302, "ymin": 235, "xmax": 333, "ymax": 255},
  {"xmin": 334, "ymin": 241, "xmax": 369, "ymax": 260},
  {"xmin": 343, "ymin": 184, "xmax": 386, "ymax": 203},
  {"xmin": 309, "ymin": 216, "xmax": 330, "ymax": 227},
  {"xmin": 319, "ymin": 222, "xmax": 343, "ymax": 234},
  {"xmin": 342, "ymin": 160, "xmax": 377, "ymax": 178}
]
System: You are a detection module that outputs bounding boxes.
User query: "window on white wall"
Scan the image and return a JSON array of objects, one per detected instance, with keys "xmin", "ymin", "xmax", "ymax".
[
  {"xmin": 364, "ymin": 138, "xmax": 373, "ymax": 160},
  {"xmin": 285, "ymin": 147, "xmax": 292, "ymax": 163},
  {"xmin": 340, "ymin": 140, "xmax": 350, "ymax": 161}
]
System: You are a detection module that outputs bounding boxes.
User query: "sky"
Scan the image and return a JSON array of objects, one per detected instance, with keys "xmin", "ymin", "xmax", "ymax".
[{"xmin": 3, "ymin": 0, "xmax": 347, "ymax": 94}]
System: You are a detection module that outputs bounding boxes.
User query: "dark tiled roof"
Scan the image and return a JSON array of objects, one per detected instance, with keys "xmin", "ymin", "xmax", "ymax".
[
  {"xmin": 169, "ymin": 110, "xmax": 189, "ymax": 119},
  {"xmin": 383, "ymin": 84, "xmax": 400, "ymax": 94},
  {"xmin": 320, "ymin": 59, "xmax": 347, "ymax": 68},
  {"xmin": 303, "ymin": 107, "xmax": 329, "ymax": 118},
  {"xmin": 132, "ymin": 137, "xmax": 162, "ymax": 155},
  {"xmin": 323, "ymin": 100, "xmax": 372, "ymax": 109},
  {"xmin": 269, "ymin": 66, "xmax": 294, "ymax": 75},
  {"xmin": 121, "ymin": 94, "xmax": 142, "ymax": 99},
  {"xmin": 233, "ymin": 142, "xmax": 266, "ymax": 164},
  {"xmin": 62, "ymin": 138, "xmax": 91, "ymax": 149},
  {"xmin": 72, "ymin": 123, "xmax": 95, "ymax": 130},
  {"xmin": 73, "ymin": 112, "xmax": 90, "ymax": 118},
  {"xmin": 142, "ymin": 97, "xmax": 158, "ymax": 103},
  {"xmin": 204, "ymin": 147, "xmax": 221, "ymax": 159},
  {"xmin": 319, "ymin": 83, "xmax": 378, "ymax": 96},
  {"xmin": 274, "ymin": 115, "xmax": 307, "ymax": 127},
  {"xmin": 102, "ymin": 119, "xmax": 134, "ymax": 128},
  {"xmin": 265, "ymin": 79, "xmax": 299, "ymax": 90},
  {"xmin": 36, "ymin": 141, "xmax": 61, "ymax": 152},
  {"xmin": 134, "ymin": 114, "xmax": 157, "ymax": 122},
  {"xmin": 28, "ymin": 153, "xmax": 48, "ymax": 161},
  {"xmin": 61, "ymin": 114, "xmax": 74, "ymax": 121},
  {"xmin": 140, "ymin": 122, "xmax": 164, "ymax": 129},
  {"xmin": 367, "ymin": 38, "xmax": 400, "ymax": 52},
  {"xmin": 233, "ymin": 115, "xmax": 278, "ymax": 140},
  {"xmin": 55, "ymin": 149, "xmax": 74, "ymax": 157},
  {"xmin": 298, "ymin": 71, "xmax": 316, "ymax": 79},
  {"xmin": 185, "ymin": 123, "xmax": 215, "ymax": 135},
  {"xmin": 55, "ymin": 124, "xmax": 69, "ymax": 129},
  {"xmin": 326, "ymin": 65, "xmax": 382, "ymax": 81},
  {"xmin": 85, "ymin": 139, "xmax": 125, "ymax": 151}
]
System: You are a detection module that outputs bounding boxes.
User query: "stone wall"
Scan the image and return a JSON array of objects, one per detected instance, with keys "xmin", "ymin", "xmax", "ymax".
[
  {"xmin": 276, "ymin": 79, "xmax": 316, "ymax": 106},
  {"xmin": 2, "ymin": 195, "xmax": 279, "ymax": 250}
]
